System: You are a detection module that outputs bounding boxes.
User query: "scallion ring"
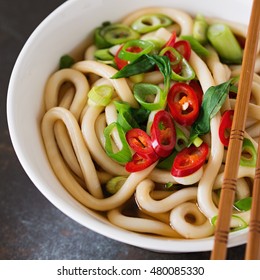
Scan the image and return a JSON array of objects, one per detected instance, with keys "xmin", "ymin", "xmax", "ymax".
[
  {"xmin": 133, "ymin": 83, "xmax": 165, "ymax": 110},
  {"xmin": 240, "ymin": 138, "xmax": 257, "ymax": 167},
  {"xmin": 88, "ymin": 85, "xmax": 114, "ymax": 106},
  {"xmin": 106, "ymin": 176, "xmax": 127, "ymax": 194},
  {"xmin": 118, "ymin": 39, "xmax": 154, "ymax": 62},
  {"xmin": 103, "ymin": 24, "xmax": 140, "ymax": 45},
  {"xmin": 104, "ymin": 122, "xmax": 132, "ymax": 163},
  {"xmin": 131, "ymin": 14, "xmax": 173, "ymax": 34},
  {"xmin": 171, "ymin": 58, "xmax": 195, "ymax": 81}
]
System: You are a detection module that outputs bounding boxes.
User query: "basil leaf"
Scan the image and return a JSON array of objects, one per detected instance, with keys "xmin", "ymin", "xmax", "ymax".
[
  {"xmin": 112, "ymin": 54, "xmax": 155, "ymax": 78},
  {"xmin": 112, "ymin": 54, "xmax": 171, "ymax": 94},
  {"xmin": 189, "ymin": 79, "xmax": 233, "ymax": 144},
  {"xmin": 234, "ymin": 197, "xmax": 252, "ymax": 211},
  {"xmin": 147, "ymin": 55, "xmax": 172, "ymax": 93}
]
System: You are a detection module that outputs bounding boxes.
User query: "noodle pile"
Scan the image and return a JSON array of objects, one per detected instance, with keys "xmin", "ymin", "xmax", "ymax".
[{"xmin": 41, "ymin": 7, "xmax": 260, "ymax": 239}]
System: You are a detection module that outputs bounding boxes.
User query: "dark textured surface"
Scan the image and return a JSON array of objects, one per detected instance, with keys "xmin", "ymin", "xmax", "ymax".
[{"xmin": 0, "ymin": 0, "xmax": 246, "ymax": 260}]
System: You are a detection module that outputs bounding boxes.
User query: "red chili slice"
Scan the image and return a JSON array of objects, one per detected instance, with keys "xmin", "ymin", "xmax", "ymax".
[
  {"xmin": 165, "ymin": 31, "xmax": 177, "ymax": 48},
  {"xmin": 114, "ymin": 45, "xmax": 142, "ymax": 70},
  {"xmin": 189, "ymin": 80, "xmax": 203, "ymax": 107},
  {"xmin": 171, "ymin": 142, "xmax": 209, "ymax": 177},
  {"xmin": 150, "ymin": 110, "xmax": 176, "ymax": 158},
  {"xmin": 126, "ymin": 128, "xmax": 154, "ymax": 156},
  {"xmin": 167, "ymin": 82, "xmax": 199, "ymax": 126},
  {"xmin": 219, "ymin": 110, "xmax": 234, "ymax": 147},
  {"xmin": 174, "ymin": 40, "xmax": 191, "ymax": 61},
  {"xmin": 125, "ymin": 152, "xmax": 158, "ymax": 172}
]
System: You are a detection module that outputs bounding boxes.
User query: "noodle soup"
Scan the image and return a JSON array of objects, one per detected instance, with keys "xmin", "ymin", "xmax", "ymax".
[
  {"xmin": 7, "ymin": 0, "xmax": 256, "ymax": 252},
  {"xmin": 41, "ymin": 6, "xmax": 259, "ymax": 240}
]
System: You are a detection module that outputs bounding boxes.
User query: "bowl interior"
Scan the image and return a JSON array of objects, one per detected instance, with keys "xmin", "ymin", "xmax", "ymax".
[{"xmin": 7, "ymin": 0, "xmax": 252, "ymax": 252}]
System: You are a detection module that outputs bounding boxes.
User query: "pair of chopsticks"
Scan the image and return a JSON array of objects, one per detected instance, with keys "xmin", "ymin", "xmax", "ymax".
[{"xmin": 211, "ymin": 0, "xmax": 260, "ymax": 260}]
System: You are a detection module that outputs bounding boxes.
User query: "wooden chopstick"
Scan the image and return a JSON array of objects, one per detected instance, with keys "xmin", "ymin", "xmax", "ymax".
[
  {"xmin": 210, "ymin": 0, "xmax": 260, "ymax": 260},
  {"xmin": 245, "ymin": 138, "xmax": 260, "ymax": 259}
]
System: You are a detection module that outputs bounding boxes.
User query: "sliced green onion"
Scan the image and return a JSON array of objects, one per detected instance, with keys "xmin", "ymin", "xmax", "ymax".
[
  {"xmin": 240, "ymin": 138, "xmax": 257, "ymax": 167},
  {"xmin": 104, "ymin": 122, "xmax": 132, "ymax": 163},
  {"xmin": 103, "ymin": 24, "xmax": 140, "ymax": 45},
  {"xmin": 131, "ymin": 14, "xmax": 173, "ymax": 34},
  {"xmin": 118, "ymin": 39, "xmax": 154, "ymax": 62},
  {"xmin": 180, "ymin": 35, "xmax": 210, "ymax": 57},
  {"xmin": 133, "ymin": 83, "xmax": 165, "ymax": 110},
  {"xmin": 211, "ymin": 214, "xmax": 247, "ymax": 232},
  {"xmin": 114, "ymin": 100, "xmax": 131, "ymax": 113},
  {"xmin": 159, "ymin": 46, "xmax": 182, "ymax": 70},
  {"xmin": 234, "ymin": 197, "xmax": 252, "ymax": 211},
  {"xmin": 147, "ymin": 38, "xmax": 166, "ymax": 52},
  {"xmin": 165, "ymin": 182, "xmax": 174, "ymax": 189},
  {"xmin": 171, "ymin": 58, "xmax": 195, "ymax": 81},
  {"xmin": 117, "ymin": 110, "xmax": 139, "ymax": 132},
  {"xmin": 175, "ymin": 126, "xmax": 188, "ymax": 151},
  {"xmin": 114, "ymin": 100, "xmax": 149, "ymax": 130},
  {"xmin": 59, "ymin": 55, "xmax": 74, "ymax": 69},
  {"xmin": 192, "ymin": 136, "xmax": 203, "ymax": 148},
  {"xmin": 94, "ymin": 26, "xmax": 112, "ymax": 48},
  {"xmin": 207, "ymin": 23, "xmax": 243, "ymax": 64},
  {"xmin": 193, "ymin": 14, "xmax": 208, "ymax": 44},
  {"xmin": 88, "ymin": 85, "xmax": 114, "ymax": 106},
  {"xmin": 106, "ymin": 176, "xmax": 127, "ymax": 194},
  {"xmin": 230, "ymin": 215, "xmax": 248, "ymax": 232},
  {"xmin": 94, "ymin": 48, "xmax": 114, "ymax": 61}
]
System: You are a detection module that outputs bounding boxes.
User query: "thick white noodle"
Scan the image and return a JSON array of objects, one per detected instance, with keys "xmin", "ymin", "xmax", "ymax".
[
  {"xmin": 44, "ymin": 69, "xmax": 89, "ymax": 179},
  {"xmin": 189, "ymin": 51, "xmax": 224, "ymax": 219},
  {"xmin": 81, "ymin": 105, "xmax": 128, "ymax": 175},
  {"xmin": 170, "ymin": 202, "xmax": 214, "ymax": 238},
  {"xmin": 135, "ymin": 179, "xmax": 197, "ymax": 213},
  {"xmin": 45, "ymin": 68, "xmax": 89, "ymax": 120},
  {"xmin": 42, "ymin": 107, "xmax": 103, "ymax": 198},
  {"xmin": 107, "ymin": 207, "xmax": 181, "ymax": 237}
]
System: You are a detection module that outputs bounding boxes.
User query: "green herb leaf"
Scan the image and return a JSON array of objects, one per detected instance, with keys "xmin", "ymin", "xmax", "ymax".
[
  {"xmin": 59, "ymin": 55, "xmax": 74, "ymax": 69},
  {"xmin": 189, "ymin": 79, "xmax": 233, "ymax": 144},
  {"xmin": 234, "ymin": 197, "xmax": 252, "ymax": 211},
  {"xmin": 157, "ymin": 151, "xmax": 177, "ymax": 170},
  {"xmin": 112, "ymin": 54, "xmax": 171, "ymax": 94}
]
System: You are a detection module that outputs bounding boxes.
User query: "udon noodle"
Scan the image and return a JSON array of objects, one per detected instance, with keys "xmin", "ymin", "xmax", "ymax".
[{"xmin": 41, "ymin": 7, "xmax": 260, "ymax": 239}]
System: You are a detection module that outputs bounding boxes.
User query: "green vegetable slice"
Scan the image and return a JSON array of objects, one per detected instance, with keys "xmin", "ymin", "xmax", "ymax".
[
  {"xmin": 189, "ymin": 79, "xmax": 235, "ymax": 145},
  {"xmin": 207, "ymin": 23, "xmax": 243, "ymax": 64},
  {"xmin": 112, "ymin": 54, "xmax": 172, "ymax": 97},
  {"xmin": 240, "ymin": 138, "xmax": 257, "ymax": 167},
  {"xmin": 106, "ymin": 176, "xmax": 127, "ymax": 194},
  {"xmin": 104, "ymin": 122, "xmax": 132, "ymax": 163},
  {"xmin": 234, "ymin": 197, "xmax": 252, "ymax": 211},
  {"xmin": 133, "ymin": 83, "xmax": 165, "ymax": 110},
  {"xmin": 131, "ymin": 14, "xmax": 173, "ymax": 34},
  {"xmin": 88, "ymin": 85, "xmax": 114, "ymax": 106},
  {"xmin": 180, "ymin": 35, "xmax": 210, "ymax": 57}
]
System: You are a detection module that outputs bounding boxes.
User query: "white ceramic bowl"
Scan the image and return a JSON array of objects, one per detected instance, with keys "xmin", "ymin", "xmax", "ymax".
[{"xmin": 7, "ymin": 0, "xmax": 252, "ymax": 253}]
